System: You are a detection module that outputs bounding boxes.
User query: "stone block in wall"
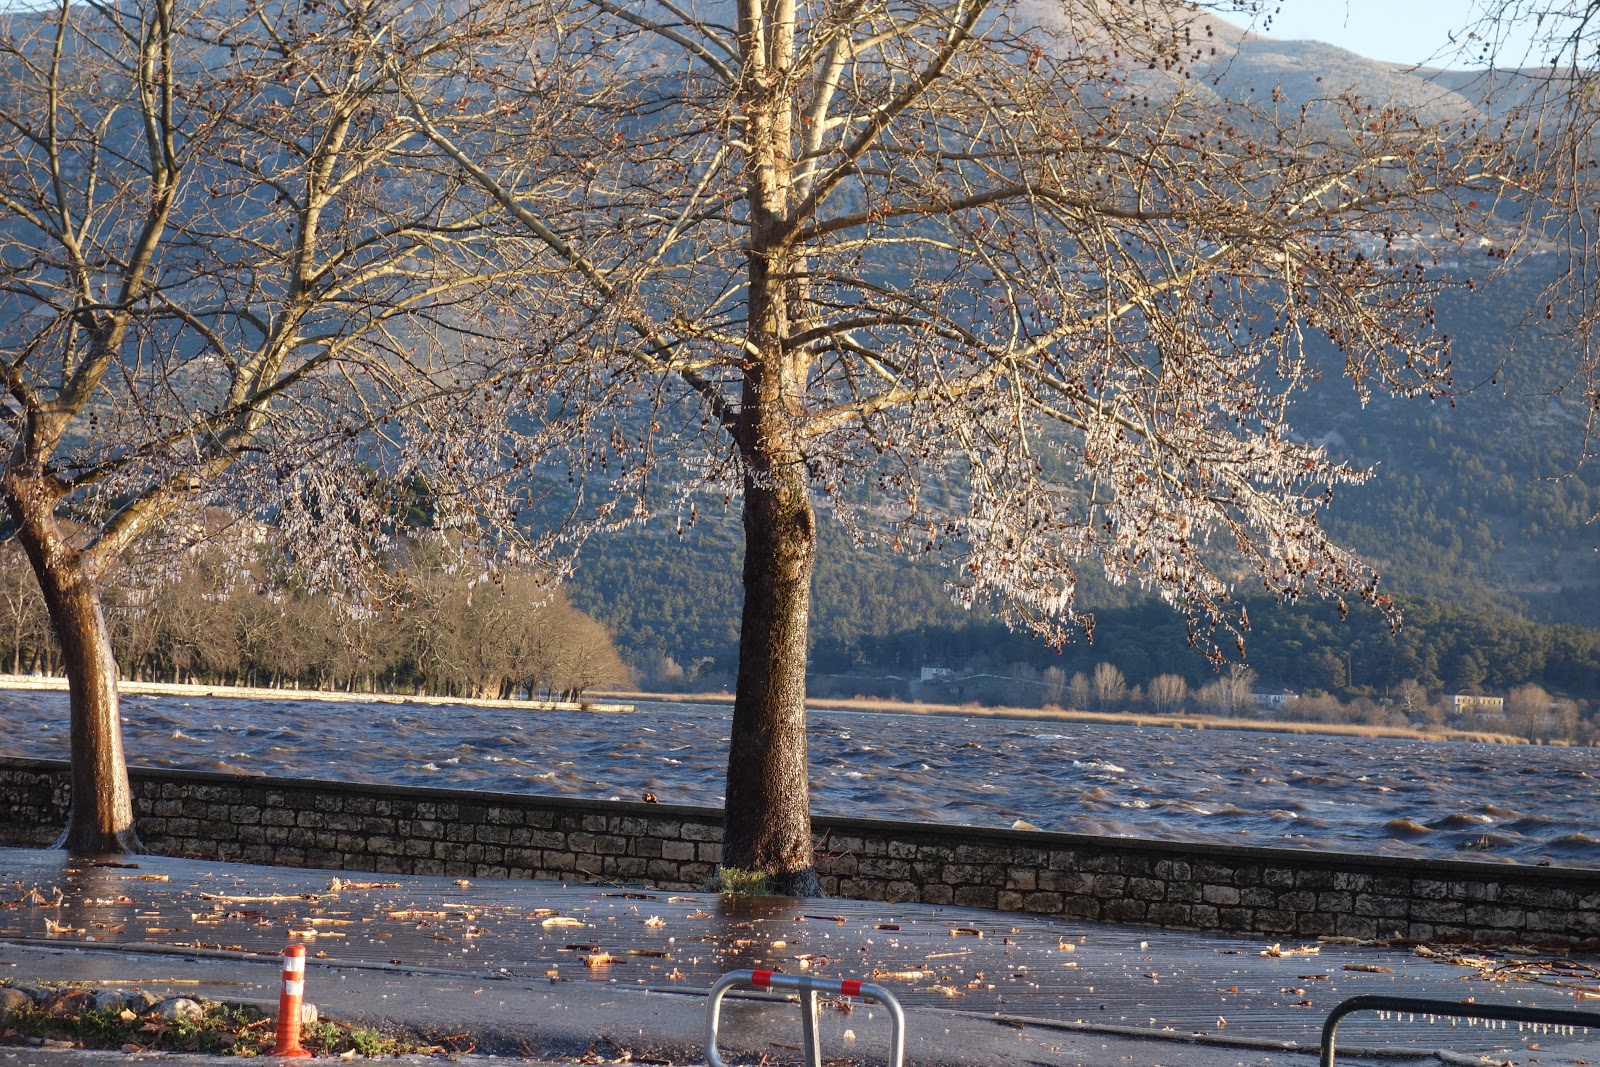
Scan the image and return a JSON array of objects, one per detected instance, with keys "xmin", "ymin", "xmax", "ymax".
[
  {"xmin": 1091, "ymin": 874, "xmax": 1126, "ymax": 900},
  {"xmin": 1104, "ymin": 899, "xmax": 1148, "ymax": 923},
  {"xmin": 604, "ymin": 856, "xmax": 648, "ymax": 879},
  {"xmin": 1023, "ymin": 891, "xmax": 1063, "ymax": 913},
  {"xmin": 952, "ymin": 843, "xmax": 997, "ymax": 864},
  {"xmin": 1465, "ymin": 905, "xmax": 1526, "ymax": 930},
  {"xmin": 646, "ymin": 859, "xmax": 682, "ymax": 881},
  {"xmin": 1502, "ymin": 884, "xmax": 1576, "ymax": 909},
  {"xmin": 1316, "ymin": 891, "xmax": 1353, "ymax": 913},
  {"xmin": 1278, "ymin": 890, "xmax": 1316, "ymax": 912},
  {"xmin": 1146, "ymin": 902, "xmax": 1192, "ymax": 926},
  {"xmin": 1201, "ymin": 885, "xmax": 1240, "ymax": 906},
  {"xmin": 591, "ymin": 834, "xmax": 630, "ymax": 856},
  {"xmin": 1353, "ymin": 893, "xmax": 1408, "ymax": 920},
  {"xmin": 658, "ymin": 840, "xmax": 694, "ymax": 862},
  {"xmin": 1128, "ymin": 877, "xmax": 1166, "ymax": 902},
  {"xmin": 1262, "ymin": 867, "xmax": 1295, "ymax": 888},
  {"xmin": 1005, "ymin": 868, "xmax": 1036, "ymax": 892},
  {"xmin": 1420, "ymin": 902, "xmax": 1465, "ymax": 927},
  {"xmin": 502, "ymin": 847, "xmax": 539, "ymax": 869},
  {"xmin": 645, "ymin": 818, "xmax": 683, "ymax": 839},
  {"xmin": 696, "ymin": 843, "xmax": 721, "ymax": 865},
  {"xmin": 1294, "ymin": 869, "xmax": 1337, "ymax": 891},
  {"xmin": 367, "ymin": 835, "xmax": 404, "ymax": 856},
  {"xmin": 859, "ymin": 857, "xmax": 911, "ymax": 880},
  {"xmin": 1046, "ymin": 851, "xmax": 1083, "ymax": 873},
  {"xmin": 1335, "ymin": 915, "xmax": 1380, "ymax": 939},
  {"xmin": 1154, "ymin": 858, "xmax": 1191, "ymax": 881},
  {"xmin": 921, "ymin": 884, "xmax": 953, "ymax": 905},
  {"xmin": 681, "ymin": 822, "xmax": 721, "ymax": 843},
  {"xmin": 679, "ymin": 862, "xmax": 715, "ymax": 885},
  {"xmin": 953, "ymin": 885, "xmax": 997, "ymax": 908},
  {"xmin": 1059, "ymin": 896, "xmax": 1100, "ymax": 920},
  {"xmin": 1118, "ymin": 854, "xmax": 1155, "ymax": 877},
  {"xmin": 942, "ymin": 863, "xmax": 984, "ymax": 885},
  {"xmin": 1254, "ymin": 909, "xmax": 1298, "ymax": 934},
  {"xmin": 1040, "ymin": 870, "xmax": 1094, "ymax": 896}
]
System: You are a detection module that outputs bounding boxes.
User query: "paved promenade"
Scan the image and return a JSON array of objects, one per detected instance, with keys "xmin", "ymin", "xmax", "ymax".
[{"xmin": 1, "ymin": 847, "xmax": 1595, "ymax": 1065}]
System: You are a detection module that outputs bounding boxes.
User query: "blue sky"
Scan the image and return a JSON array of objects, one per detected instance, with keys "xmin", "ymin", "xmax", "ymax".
[{"xmin": 1213, "ymin": 1, "xmax": 1543, "ymax": 68}]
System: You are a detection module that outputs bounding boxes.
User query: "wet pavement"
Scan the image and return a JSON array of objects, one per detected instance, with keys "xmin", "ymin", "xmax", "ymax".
[{"xmin": 2, "ymin": 847, "xmax": 1598, "ymax": 1065}]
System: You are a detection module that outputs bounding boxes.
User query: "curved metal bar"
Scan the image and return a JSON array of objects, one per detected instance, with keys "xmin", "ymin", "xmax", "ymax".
[
  {"xmin": 704, "ymin": 968, "xmax": 906, "ymax": 1067},
  {"xmin": 1321, "ymin": 994, "xmax": 1600, "ymax": 1067}
]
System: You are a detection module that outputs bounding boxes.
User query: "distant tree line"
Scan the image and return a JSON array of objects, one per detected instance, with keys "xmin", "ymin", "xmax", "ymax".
[
  {"xmin": 802, "ymin": 594, "xmax": 1600, "ymax": 701},
  {"xmin": 0, "ymin": 539, "xmax": 628, "ymax": 701},
  {"xmin": 809, "ymin": 660, "xmax": 1598, "ymax": 745}
]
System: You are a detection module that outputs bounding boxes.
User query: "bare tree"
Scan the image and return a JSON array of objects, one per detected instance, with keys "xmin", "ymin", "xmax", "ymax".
[
  {"xmin": 1068, "ymin": 671, "xmax": 1093, "ymax": 712},
  {"xmin": 0, "ymin": 543, "xmax": 48, "ymax": 674},
  {"xmin": 1041, "ymin": 665, "xmax": 1068, "ymax": 706},
  {"xmin": 1507, "ymin": 682, "xmax": 1554, "ymax": 739},
  {"xmin": 0, "ymin": 0, "xmax": 588, "ymax": 850},
  {"xmin": 406, "ymin": 0, "xmax": 1521, "ymax": 888},
  {"xmin": 1147, "ymin": 673, "xmax": 1189, "ymax": 715},
  {"xmin": 1090, "ymin": 662, "xmax": 1128, "ymax": 711}
]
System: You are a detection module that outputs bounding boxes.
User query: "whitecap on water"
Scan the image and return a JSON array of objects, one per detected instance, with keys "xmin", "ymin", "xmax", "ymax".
[{"xmin": 1072, "ymin": 758, "xmax": 1126, "ymax": 774}]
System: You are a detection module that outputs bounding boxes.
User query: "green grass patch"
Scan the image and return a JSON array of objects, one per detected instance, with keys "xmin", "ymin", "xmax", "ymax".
[
  {"xmin": 703, "ymin": 866, "xmax": 774, "ymax": 895},
  {"xmin": 0, "ymin": 990, "xmax": 437, "ymax": 1057}
]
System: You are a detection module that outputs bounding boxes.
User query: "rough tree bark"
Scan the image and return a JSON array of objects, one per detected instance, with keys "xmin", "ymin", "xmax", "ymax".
[
  {"xmin": 725, "ymin": 434, "xmax": 821, "ymax": 893},
  {"xmin": 2, "ymin": 469, "xmax": 141, "ymax": 852}
]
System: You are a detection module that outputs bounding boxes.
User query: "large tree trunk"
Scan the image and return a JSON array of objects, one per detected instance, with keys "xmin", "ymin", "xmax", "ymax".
[
  {"xmin": 721, "ymin": 0, "xmax": 819, "ymax": 895},
  {"xmin": 723, "ymin": 449, "xmax": 820, "ymax": 895},
  {"xmin": 3, "ymin": 471, "xmax": 143, "ymax": 853}
]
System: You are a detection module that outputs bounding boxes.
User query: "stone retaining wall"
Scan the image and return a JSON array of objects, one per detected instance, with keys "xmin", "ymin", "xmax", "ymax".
[{"xmin": 3, "ymin": 757, "xmax": 1595, "ymax": 946}]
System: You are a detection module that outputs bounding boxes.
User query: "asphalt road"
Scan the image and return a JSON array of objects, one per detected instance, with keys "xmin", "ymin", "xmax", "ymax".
[{"xmin": 3, "ymin": 847, "xmax": 1597, "ymax": 1066}]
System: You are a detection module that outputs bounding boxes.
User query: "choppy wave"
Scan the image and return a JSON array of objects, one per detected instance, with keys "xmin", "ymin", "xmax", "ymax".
[{"xmin": 1, "ymin": 689, "xmax": 1596, "ymax": 867}]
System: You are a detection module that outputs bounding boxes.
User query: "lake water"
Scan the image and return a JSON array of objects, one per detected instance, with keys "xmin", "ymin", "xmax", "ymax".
[{"xmin": 2, "ymin": 690, "xmax": 1596, "ymax": 867}]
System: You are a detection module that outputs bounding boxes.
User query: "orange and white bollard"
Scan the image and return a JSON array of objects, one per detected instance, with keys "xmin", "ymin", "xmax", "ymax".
[{"xmin": 273, "ymin": 943, "xmax": 313, "ymax": 1057}]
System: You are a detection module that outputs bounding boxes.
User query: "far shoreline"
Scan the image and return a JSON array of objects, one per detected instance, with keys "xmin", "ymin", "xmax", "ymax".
[
  {"xmin": 598, "ymin": 688, "xmax": 1541, "ymax": 746},
  {"xmin": 0, "ymin": 674, "xmax": 1550, "ymax": 746},
  {"xmin": 0, "ymin": 675, "xmax": 633, "ymax": 714}
]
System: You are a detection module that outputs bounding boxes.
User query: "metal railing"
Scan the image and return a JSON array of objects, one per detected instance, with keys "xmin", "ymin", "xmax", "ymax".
[
  {"xmin": 1322, "ymin": 994, "xmax": 1600, "ymax": 1067},
  {"xmin": 704, "ymin": 968, "xmax": 906, "ymax": 1067}
]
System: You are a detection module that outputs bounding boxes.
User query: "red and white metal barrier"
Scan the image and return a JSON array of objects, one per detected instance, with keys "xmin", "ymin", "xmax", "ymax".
[
  {"xmin": 273, "ymin": 943, "xmax": 312, "ymax": 1058},
  {"xmin": 704, "ymin": 968, "xmax": 905, "ymax": 1067}
]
